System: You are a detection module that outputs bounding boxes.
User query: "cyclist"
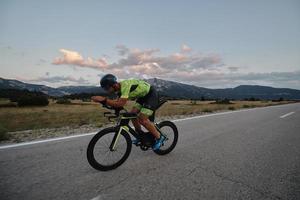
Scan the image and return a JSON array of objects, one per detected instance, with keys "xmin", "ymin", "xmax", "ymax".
[{"xmin": 91, "ymin": 74, "xmax": 166, "ymax": 150}]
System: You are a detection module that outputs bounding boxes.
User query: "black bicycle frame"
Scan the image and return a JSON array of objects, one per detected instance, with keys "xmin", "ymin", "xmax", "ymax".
[
  {"xmin": 109, "ymin": 116, "xmax": 138, "ymax": 151},
  {"xmin": 108, "ymin": 115, "xmax": 163, "ymax": 151}
]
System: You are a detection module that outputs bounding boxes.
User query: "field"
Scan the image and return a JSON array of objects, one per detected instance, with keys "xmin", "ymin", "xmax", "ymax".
[{"xmin": 0, "ymin": 99, "xmax": 294, "ymax": 133}]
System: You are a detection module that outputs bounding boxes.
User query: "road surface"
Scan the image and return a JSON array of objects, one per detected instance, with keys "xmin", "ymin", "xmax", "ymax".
[{"xmin": 1, "ymin": 103, "xmax": 299, "ymax": 200}]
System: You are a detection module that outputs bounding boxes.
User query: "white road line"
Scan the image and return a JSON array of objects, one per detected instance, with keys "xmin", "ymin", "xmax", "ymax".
[
  {"xmin": 280, "ymin": 112, "xmax": 295, "ymax": 118},
  {"xmin": 0, "ymin": 132, "xmax": 97, "ymax": 150},
  {"xmin": 0, "ymin": 103, "xmax": 298, "ymax": 150}
]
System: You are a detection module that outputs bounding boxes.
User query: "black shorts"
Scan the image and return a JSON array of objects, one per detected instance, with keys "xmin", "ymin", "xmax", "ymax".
[{"xmin": 134, "ymin": 86, "xmax": 159, "ymax": 116}]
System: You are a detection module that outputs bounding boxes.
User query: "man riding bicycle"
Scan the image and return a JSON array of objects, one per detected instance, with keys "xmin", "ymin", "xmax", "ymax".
[{"xmin": 91, "ymin": 74, "xmax": 166, "ymax": 150}]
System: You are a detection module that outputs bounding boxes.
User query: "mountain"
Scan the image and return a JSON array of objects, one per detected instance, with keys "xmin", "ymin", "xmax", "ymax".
[
  {"xmin": 1, "ymin": 77, "xmax": 300, "ymax": 100},
  {"xmin": 214, "ymin": 85, "xmax": 300, "ymax": 100},
  {"xmin": 0, "ymin": 77, "xmax": 66, "ymax": 96},
  {"xmin": 146, "ymin": 78, "xmax": 300, "ymax": 100},
  {"xmin": 145, "ymin": 78, "xmax": 214, "ymax": 99},
  {"xmin": 0, "ymin": 78, "xmax": 106, "ymax": 97},
  {"xmin": 57, "ymin": 86, "xmax": 105, "ymax": 94}
]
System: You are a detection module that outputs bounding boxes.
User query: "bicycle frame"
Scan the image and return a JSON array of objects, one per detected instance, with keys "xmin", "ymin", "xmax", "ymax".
[
  {"xmin": 109, "ymin": 115, "xmax": 163, "ymax": 151},
  {"xmin": 108, "ymin": 114, "xmax": 135, "ymax": 151}
]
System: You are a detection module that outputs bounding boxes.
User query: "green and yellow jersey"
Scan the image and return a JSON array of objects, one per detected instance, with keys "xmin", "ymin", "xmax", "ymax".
[{"xmin": 119, "ymin": 79, "xmax": 151, "ymax": 100}]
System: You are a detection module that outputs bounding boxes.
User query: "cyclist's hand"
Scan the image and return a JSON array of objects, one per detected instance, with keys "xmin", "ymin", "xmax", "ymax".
[{"xmin": 91, "ymin": 96, "xmax": 106, "ymax": 103}]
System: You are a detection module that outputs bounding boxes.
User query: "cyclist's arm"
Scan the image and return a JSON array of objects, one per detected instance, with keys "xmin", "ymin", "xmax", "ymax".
[
  {"xmin": 106, "ymin": 98, "xmax": 127, "ymax": 108},
  {"xmin": 91, "ymin": 96, "xmax": 127, "ymax": 108},
  {"xmin": 104, "ymin": 80, "xmax": 130, "ymax": 107}
]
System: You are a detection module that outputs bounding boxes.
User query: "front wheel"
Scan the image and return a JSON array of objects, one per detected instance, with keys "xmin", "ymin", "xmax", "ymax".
[
  {"xmin": 87, "ymin": 127, "xmax": 132, "ymax": 171},
  {"xmin": 154, "ymin": 121, "xmax": 178, "ymax": 155}
]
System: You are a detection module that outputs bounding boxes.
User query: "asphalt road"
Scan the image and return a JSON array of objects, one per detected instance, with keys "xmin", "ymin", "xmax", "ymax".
[{"xmin": 1, "ymin": 103, "xmax": 299, "ymax": 200}]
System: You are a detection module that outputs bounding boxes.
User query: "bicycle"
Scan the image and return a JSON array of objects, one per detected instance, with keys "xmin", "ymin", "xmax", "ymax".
[{"xmin": 86, "ymin": 97, "xmax": 179, "ymax": 171}]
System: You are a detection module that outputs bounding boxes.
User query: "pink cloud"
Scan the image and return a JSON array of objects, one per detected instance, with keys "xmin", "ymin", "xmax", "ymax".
[
  {"xmin": 180, "ymin": 44, "xmax": 192, "ymax": 53},
  {"xmin": 52, "ymin": 49, "xmax": 108, "ymax": 69},
  {"xmin": 52, "ymin": 45, "xmax": 226, "ymax": 81}
]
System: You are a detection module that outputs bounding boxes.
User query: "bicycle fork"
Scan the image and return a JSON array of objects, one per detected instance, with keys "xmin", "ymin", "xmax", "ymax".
[
  {"xmin": 109, "ymin": 126, "xmax": 124, "ymax": 151},
  {"xmin": 109, "ymin": 126, "xmax": 136, "ymax": 151}
]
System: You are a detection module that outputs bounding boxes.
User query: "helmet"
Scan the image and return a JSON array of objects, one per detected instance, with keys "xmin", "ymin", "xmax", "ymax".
[{"xmin": 100, "ymin": 74, "xmax": 117, "ymax": 90}]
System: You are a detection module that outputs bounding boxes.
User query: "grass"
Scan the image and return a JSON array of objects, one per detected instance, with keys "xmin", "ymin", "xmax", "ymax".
[
  {"xmin": 0, "ymin": 103, "xmax": 108, "ymax": 132},
  {"xmin": 0, "ymin": 124, "xmax": 9, "ymax": 141},
  {"xmin": 0, "ymin": 99, "xmax": 294, "ymax": 133}
]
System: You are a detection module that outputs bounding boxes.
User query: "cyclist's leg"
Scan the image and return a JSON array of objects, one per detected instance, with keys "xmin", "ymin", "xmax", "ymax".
[
  {"xmin": 131, "ymin": 102, "xmax": 142, "ymax": 132},
  {"xmin": 138, "ymin": 111, "xmax": 160, "ymax": 139},
  {"xmin": 137, "ymin": 86, "xmax": 160, "ymax": 139}
]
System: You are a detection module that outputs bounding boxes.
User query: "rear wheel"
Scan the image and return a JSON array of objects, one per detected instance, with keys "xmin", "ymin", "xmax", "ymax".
[
  {"xmin": 153, "ymin": 121, "xmax": 178, "ymax": 155},
  {"xmin": 87, "ymin": 127, "xmax": 132, "ymax": 171}
]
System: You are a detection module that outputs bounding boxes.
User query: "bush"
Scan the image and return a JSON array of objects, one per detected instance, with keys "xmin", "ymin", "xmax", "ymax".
[
  {"xmin": 56, "ymin": 98, "xmax": 71, "ymax": 104},
  {"xmin": 190, "ymin": 100, "xmax": 197, "ymax": 105},
  {"xmin": 228, "ymin": 106, "xmax": 236, "ymax": 110},
  {"xmin": 17, "ymin": 95, "xmax": 49, "ymax": 107},
  {"xmin": 0, "ymin": 102, "xmax": 17, "ymax": 108},
  {"xmin": 202, "ymin": 108, "xmax": 213, "ymax": 113},
  {"xmin": 243, "ymin": 105, "xmax": 250, "ymax": 108},
  {"xmin": 272, "ymin": 97, "xmax": 284, "ymax": 102},
  {"xmin": 244, "ymin": 97, "xmax": 260, "ymax": 101},
  {"xmin": 0, "ymin": 125, "xmax": 9, "ymax": 141}
]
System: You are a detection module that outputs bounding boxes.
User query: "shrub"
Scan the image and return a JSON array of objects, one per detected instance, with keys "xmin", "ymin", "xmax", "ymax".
[
  {"xmin": 244, "ymin": 97, "xmax": 260, "ymax": 101},
  {"xmin": 190, "ymin": 100, "xmax": 197, "ymax": 105},
  {"xmin": 243, "ymin": 105, "xmax": 250, "ymax": 108},
  {"xmin": 202, "ymin": 108, "xmax": 213, "ymax": 113},
  {"xmin": 0, "ymin": 125, "xmax": 9, "ymax": 141},
  {"xmin": 56, "ymin": 98, "xmax": 71, "ymax": 104},
  {"xmin": 17, "ymin": 95, "xmax": 49, "ymax": 107},
  {"xmin": 228, "ymin": 106, "xmax": 236, "ymax": 110},
  {"xmin": 272, "ymin": 97, "xmax": 284, "ymax": 102},
  {"xmin": 0, "ymin": 102, "xmax": 17, "ymax": 108}
]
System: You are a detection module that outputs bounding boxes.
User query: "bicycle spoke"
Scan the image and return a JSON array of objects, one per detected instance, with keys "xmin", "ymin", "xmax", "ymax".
[{"xmin": 92, "ymin": 133, "xmax": 128, "ymax": 166}]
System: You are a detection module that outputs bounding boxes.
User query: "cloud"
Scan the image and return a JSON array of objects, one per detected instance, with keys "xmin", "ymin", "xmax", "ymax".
[
  {"xmin": 106, "ymin": 45, "xmax": 223, "ymax": 78},
  {"xmin": 51, "ymin": 45, "xmax": 300, "ymax": 89},
  {"xmin": 180, "ymin": 44, "xmax": 192, "ymax": 53},
  {"xmin": 24, "ymin": 75, "xmax": 90, "ymax": 85},
  {"xmin": 228, "ymin": 66, "xmax": 239, "ymax": 72},
  {"xmin": 52, "ymin": 49, "xmax": 108, "ymax": 70},
  {"xmin": 116, "ymin": 45, "xmax": 130, "ymax": 56},
  {"xmin": 174, "ymin": 70, "xmax": 300, "ymax": 89},
  {"xmin": 233, "ymin": 71, "xmax": 300, "ymax": 82}
]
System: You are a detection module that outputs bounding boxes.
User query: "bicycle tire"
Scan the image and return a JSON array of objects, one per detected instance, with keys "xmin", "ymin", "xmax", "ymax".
[
  {"xmin": 153, "ymin": 121, "xmax": 178, "ymax": 155},
  {"xmin": 87, "ymin": 127, "xmax": 132, "ymax": 171}
]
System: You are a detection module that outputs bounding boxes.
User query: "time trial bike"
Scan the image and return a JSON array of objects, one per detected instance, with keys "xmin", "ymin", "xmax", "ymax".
[{"xmin": 86, "ymin": 98, "xmax": 178, "ymax": 171}]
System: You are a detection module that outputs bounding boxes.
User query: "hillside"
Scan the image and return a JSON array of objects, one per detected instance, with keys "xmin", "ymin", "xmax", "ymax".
[{"xmin": 1, "ymin": 77, "xmax": 300, "ymax": 100}]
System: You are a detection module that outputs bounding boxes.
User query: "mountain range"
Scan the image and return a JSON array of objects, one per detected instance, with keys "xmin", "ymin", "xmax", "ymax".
[{"xmin": 1, "ymin": 77, "xmax": 300, "ymax": 100}]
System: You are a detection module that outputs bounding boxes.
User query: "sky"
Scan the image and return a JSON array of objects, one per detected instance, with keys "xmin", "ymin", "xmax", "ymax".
[{"xmin": 0, "ymin": 0, "xmax": 300, "ymax": 89}]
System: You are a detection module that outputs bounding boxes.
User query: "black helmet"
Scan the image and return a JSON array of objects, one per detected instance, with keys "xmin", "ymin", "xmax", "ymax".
[{"xmin": 100, "ymin": 74, "xmax": 117, "ymax": 90}]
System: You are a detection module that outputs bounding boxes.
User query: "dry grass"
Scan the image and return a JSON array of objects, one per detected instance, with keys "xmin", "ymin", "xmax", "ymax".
[
  {"xmin": 0, "ymin": 99, "xmax": 294, "ymax": 132},
  {"xmin": 0, "ymin": 103, "xmax": 107, "ymax": 132},
  {"xmin": 155, "ymin": 100, "xmax": 293, "ymax": 117}
]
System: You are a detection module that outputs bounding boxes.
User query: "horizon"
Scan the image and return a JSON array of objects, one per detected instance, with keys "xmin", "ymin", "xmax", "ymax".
[
  {"xmin": 1, "ymin": 0, "xmax": 299, "ymax": 89},
  {"xmin": 1, "ymin": 76, "xmax": 300, "ymax": 91}
]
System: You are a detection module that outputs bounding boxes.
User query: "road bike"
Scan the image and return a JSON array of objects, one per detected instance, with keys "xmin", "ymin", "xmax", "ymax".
[{"xmin": 87, "ymin": 98, "xmax": 178, "ymax": 171}]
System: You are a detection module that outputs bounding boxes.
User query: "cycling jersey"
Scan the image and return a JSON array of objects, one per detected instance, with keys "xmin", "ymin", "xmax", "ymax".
[
  {"xmin": 119, "ymin": 79, "xmax": 158, "ymax": 117},
  {"xmin": 119, "ymin": 79, "xmax": 151, "ymax": 100}
]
